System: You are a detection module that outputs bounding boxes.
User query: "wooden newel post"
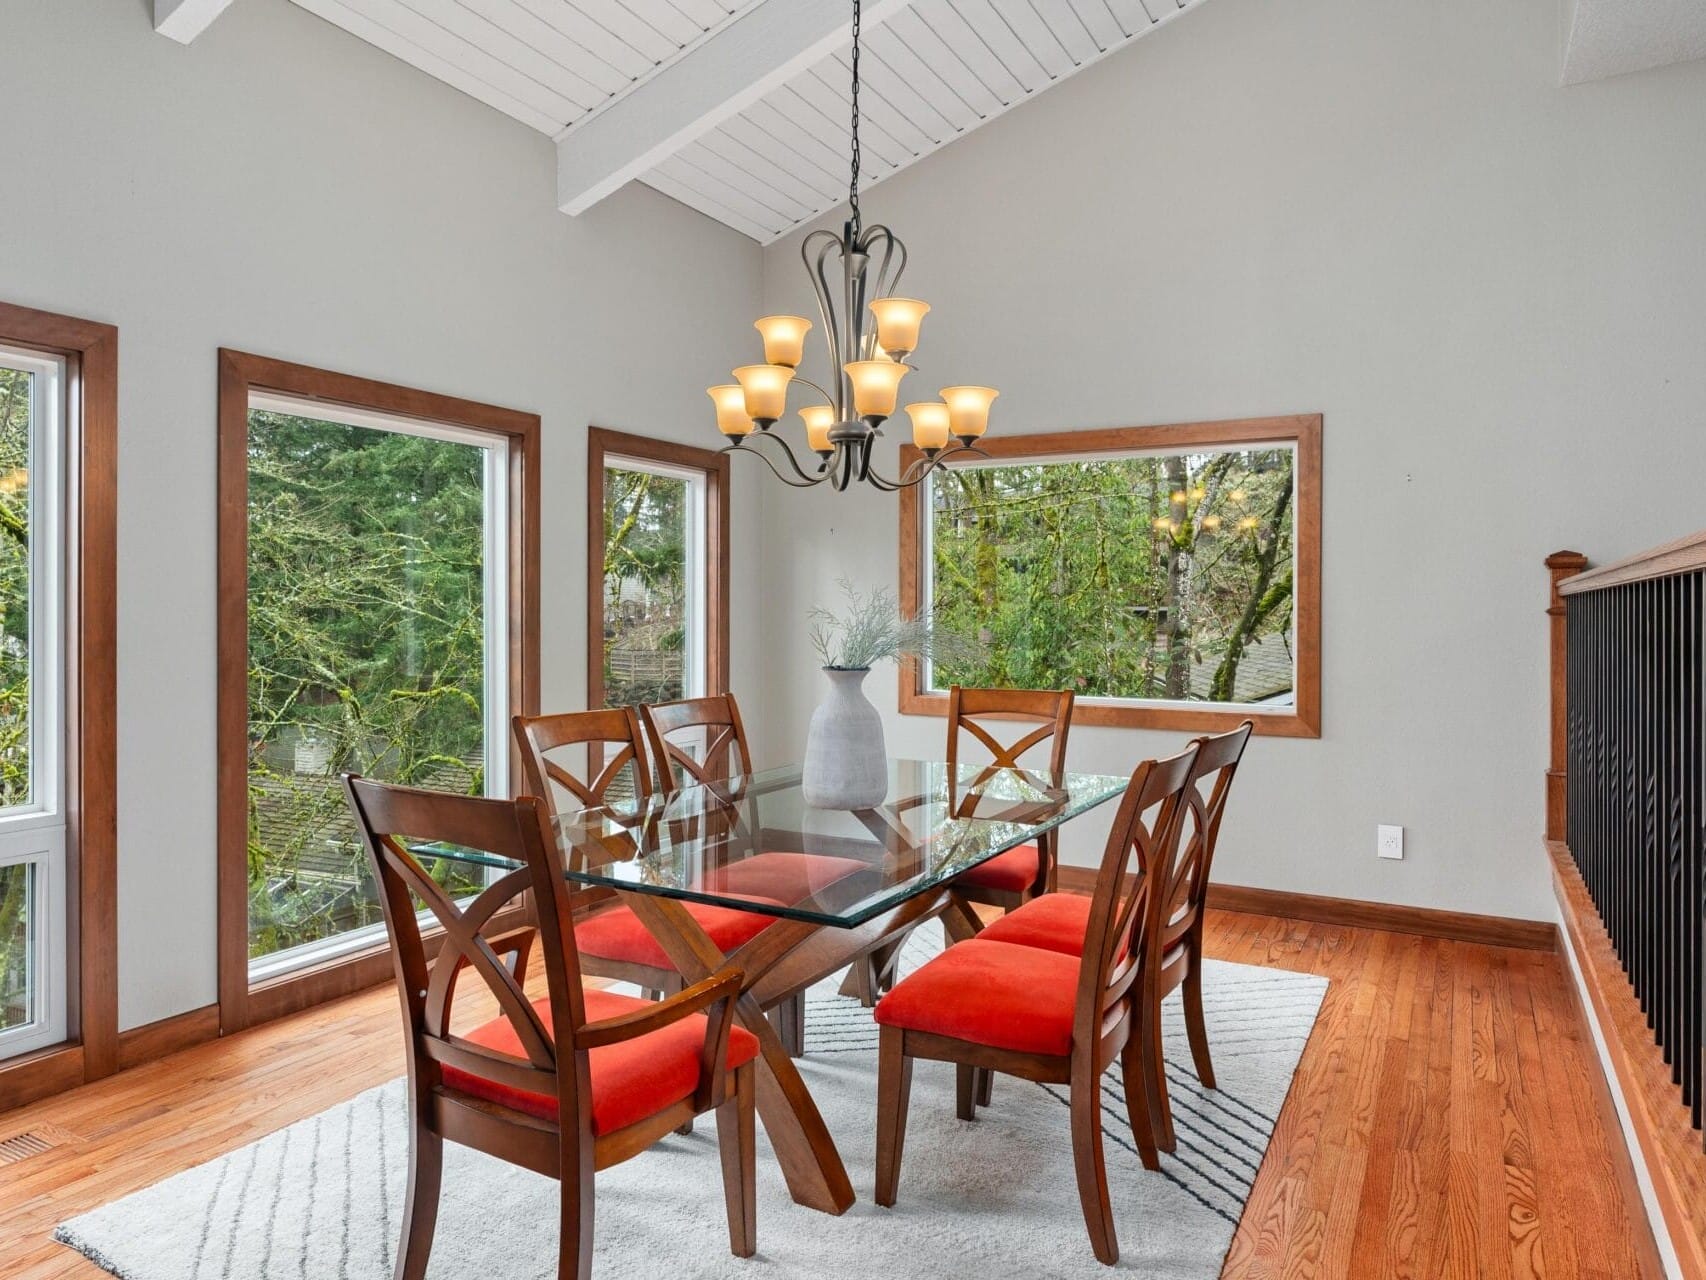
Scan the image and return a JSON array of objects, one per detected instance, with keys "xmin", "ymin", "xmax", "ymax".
[{"xmin": 1545, "ymin": 550, "xmax": 1588, "ymax": 842}]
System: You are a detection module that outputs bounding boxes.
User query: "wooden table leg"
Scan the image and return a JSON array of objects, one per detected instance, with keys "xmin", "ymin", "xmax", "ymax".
[{"xmin": 621, "ymin": 895, "xmax": 857, "ymax": 1215}]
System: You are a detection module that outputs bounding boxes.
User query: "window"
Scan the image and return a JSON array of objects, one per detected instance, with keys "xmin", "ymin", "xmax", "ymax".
[
  {"xmin": 0, "ymin": 344, "xmax": 66, "ymax": 1059},
  {"xmin": 219, "ymin": 352, "xmax": 538, "ymax": 1030},
  {"xmin": 587, "ymin": 429, "xmax": 729, "ymax": 711},
  {"xmin": 899, "ymin": 416, "xmax": 1321, "ymax": 737}
]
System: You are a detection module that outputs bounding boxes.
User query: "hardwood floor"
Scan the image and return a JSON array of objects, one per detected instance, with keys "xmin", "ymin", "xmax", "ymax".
[{"xmin": 0, "ymin": 910, "xmax": 1658, "ymax": 1279}]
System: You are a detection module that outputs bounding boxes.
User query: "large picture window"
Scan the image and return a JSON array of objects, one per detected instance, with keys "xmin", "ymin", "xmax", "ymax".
[
  {"xmin": 219, "ymin": 352, "xmax": 538, "ymax": 1030},
  {"xmin": 899, "ymin": 416, "xmax": 1320, "ymax": 737},
  {"xmin": 587, "ymin": 428, "xmax": 728, "ymax": 712}
]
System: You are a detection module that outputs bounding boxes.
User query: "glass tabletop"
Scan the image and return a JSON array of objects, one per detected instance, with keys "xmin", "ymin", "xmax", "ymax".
[{"xmin": 423, "ymin": 759, "xmax": 1128, "ymax": 929}]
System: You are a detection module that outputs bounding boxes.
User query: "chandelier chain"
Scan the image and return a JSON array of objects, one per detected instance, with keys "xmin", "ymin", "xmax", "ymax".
[{"xmin": 849, "ymin": 0, "xmax": 862, "ymax": 230}]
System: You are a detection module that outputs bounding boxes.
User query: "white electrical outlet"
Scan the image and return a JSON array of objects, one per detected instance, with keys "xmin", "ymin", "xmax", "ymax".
[{"xmin": 1377, "ymin": 824, "xmax": 1404, "ymax": 860}]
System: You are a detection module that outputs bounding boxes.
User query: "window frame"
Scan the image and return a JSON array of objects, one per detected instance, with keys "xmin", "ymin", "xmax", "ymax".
[
  {"xmin": 586, "ymin": 427, "xmax": 730, "ymax": 712},
  {"xmin": 0, "ymin": 300, "xmax": 118, "ymax": 1110},
  {"xmin": 897, "ymin": 414, "xmax": 1322, "ymax": 739},
  {"xmin": 216, "ymin": 350, "xmax": 540, "ymax": 1034}
]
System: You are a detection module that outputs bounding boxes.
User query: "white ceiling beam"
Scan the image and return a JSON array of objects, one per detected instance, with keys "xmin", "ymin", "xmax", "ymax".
[
  {"xmin": 556, "ymin": 0, "xmax": 910, "ymax": 217},
  {"xmin": 154, "ymin": 0, "xmax": 238, "ymax": 44}
]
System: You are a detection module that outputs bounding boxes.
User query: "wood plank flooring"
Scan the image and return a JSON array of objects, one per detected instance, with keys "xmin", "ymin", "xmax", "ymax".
[{"xmin": 0, "ymin": 910, "xmax": 1660, "ymax": 1279}]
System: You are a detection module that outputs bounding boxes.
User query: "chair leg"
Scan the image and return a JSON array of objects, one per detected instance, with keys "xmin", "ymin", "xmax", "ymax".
[
  {"xmin": 717, "ymin": 1063, "xmax": 757, "ymax": 1259},
  {"xmin": 955, "ymin": 1064, "xmax": 977, "ymax": 1121},
  {"xmin": 874, "ymin": 1028, "xmax": 913, "ymax": 1207},
  {"xmin": 1182, "ymin": 959, "xmax": 1216, "ymax": 1089},
  {"xmin": 1119, "ymin": 1039, "xmax": 1162, "ymax": 1172},
  {"xmin": 976, "ymin": 1066, "xmax": 993, "ymax": 1108},
  {"xmin": 1143, "ymin": 1012, "xmax": 1175, "ymax": 1153},
  {"xmin": 1068, "ymin": 1062, "xmax": 1119, "ymax": 1266},
  {"xmin": 558, "ymin": 1141, "xmax": 596, "ymax": 1280},
  {"xmin": 768, "ymin": 992, "xmax": 805, "ymax": 1057},
  {"xmin": 394, "ymin": 1121, "xmax": 442, "ymax": 1280}
]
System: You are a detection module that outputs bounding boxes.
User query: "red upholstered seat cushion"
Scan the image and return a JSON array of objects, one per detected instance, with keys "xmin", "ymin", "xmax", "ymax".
[
  {"xmin": 978, "ymin": 891, "xmax": 1094, "ymax": 956},
  {"xmin": 575, "ymin": 898, "xmax": 781, "ymax": 970},
  {"xmin": 873, "ymin": 939, "xmax": 1081, "ymax": 1057},
  {"xmin": 952, "ymin": 843, "xmax": 1040, "ymax": 893},
  {"xmin": 707, "ymin": 851, "xmax": 868, "ymax": 905},
  {"xmin": 442, "ymin": 989, "xmax": 760, "ymax": 1136}
]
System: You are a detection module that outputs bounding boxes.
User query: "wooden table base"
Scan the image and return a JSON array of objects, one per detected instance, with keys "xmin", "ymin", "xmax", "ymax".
[{"xmin": 623, "ymin": 888, "xmax": 951, "ymax": 1215}]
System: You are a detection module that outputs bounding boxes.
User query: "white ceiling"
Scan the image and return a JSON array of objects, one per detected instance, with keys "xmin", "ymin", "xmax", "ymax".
[
  {"xmin": 280, "ymin": 0, "xmax": 1208, "ymax": 242},
  {"xmin": 1562, "ymin": 0, "xmax": 1706, "ymax": 85}
]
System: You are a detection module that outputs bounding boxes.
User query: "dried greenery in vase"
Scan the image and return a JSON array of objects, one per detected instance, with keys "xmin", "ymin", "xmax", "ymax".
[{"xmin": 807, "ymin": 580, "xmax": 982, "ymax": 671}]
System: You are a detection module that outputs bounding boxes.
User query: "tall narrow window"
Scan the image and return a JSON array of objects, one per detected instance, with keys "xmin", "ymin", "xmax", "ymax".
[
  {"xmin": 0, "ymin": 344, "xmax": 67, "ymax": 1060},
  {"xmin": 588, "ymin": 429, "xmax": 729, "ymax": 712},
  {"xmin": 220, "ymin": 352, "xmax": 538, "ymax": 1030}
]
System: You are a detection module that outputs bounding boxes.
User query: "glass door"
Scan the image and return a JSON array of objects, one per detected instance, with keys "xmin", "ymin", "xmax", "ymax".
[{"xmin": 0, "ymin": 345, "xmax": 67, "ymax": 1060}]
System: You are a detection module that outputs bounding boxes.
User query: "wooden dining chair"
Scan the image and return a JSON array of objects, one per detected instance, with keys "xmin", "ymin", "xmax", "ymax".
[
  {"xmin": 944, "ymin": 685, "xmax": 1076, "ymax": 911},
  {"xmin": 977, "ymin": 720, "xmax": 1254, "ymax": 1153},
  {"xmin": 871, "ymin": 744, "xmax": 1199, "ymax": 1266},
  {"xmin": 514, "ymin": 709, "xmax": 781, "ymax": 1001},
  {"xmin": 343, "ymin": 775, "xmax": 758, "ymax": 1280},
  {"xmin": 639, "ymin": 693, "xmax": 755, "ymax": 795}
]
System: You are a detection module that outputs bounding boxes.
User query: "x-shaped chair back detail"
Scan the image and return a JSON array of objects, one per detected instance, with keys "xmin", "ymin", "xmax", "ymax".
[{"xmin": 641, "ymin": 694, "xmax": 755, "ymax": 795}]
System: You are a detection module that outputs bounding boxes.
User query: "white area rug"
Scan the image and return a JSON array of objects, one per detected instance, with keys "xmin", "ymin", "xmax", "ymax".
[{"xmin": 57, "ymin": 936, "xmax": 1326, "ymax": 1278}]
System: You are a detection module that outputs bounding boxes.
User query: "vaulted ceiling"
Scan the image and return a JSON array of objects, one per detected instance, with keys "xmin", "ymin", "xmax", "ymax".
[{"xmin": 273, "ymin": 0, "xmax": 1210, "ymax": 242}]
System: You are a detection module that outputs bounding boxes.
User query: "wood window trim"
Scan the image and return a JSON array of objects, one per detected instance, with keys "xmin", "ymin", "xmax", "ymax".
[
  {"xmin": 0, "ymin": 301, "xmax": 118, "ymax": 1112},
  {"xmin": 216, "ymin": 350, "xmax": 540, "ymax": 1035},
  {"xmin": 897, "ymin": 414, "xmax": 1322, "ymax": 739},
  {"xmin": 586, "ymin": 427, "xmax": 731, "ymax": 710}
]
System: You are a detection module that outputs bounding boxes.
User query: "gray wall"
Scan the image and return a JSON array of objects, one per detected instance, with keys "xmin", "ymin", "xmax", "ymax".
[
  {"xmin": 1, "ymin": 0, "xmax": 762, "ymax": 1029},
  {"xmin": 756, "ymin": 0, "xmax": 1706, "ymax": 921}
]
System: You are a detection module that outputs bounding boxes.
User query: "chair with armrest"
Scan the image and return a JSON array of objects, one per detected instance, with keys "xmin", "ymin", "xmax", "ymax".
[
  {"xmin": 343, "ymin": 774, "xmax": 758, "ymax": 1280},
  {"xmin": 978, "ymin": 720, "xmax": 1254, "ymax": 1150},
  {"xmin": 871, "ymin": 743, "xmax": 1199, "ymax": 1266}
]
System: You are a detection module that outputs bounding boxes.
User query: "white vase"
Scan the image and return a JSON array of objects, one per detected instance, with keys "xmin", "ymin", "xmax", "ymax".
[{"xmin": 802, "ymin": 667, "xmax": 889, "ymax": 810}]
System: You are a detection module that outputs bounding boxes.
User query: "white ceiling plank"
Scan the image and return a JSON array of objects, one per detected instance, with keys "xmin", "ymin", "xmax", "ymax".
[
  {"xmin": 391, "ymin": 0, "xmax": 606, "ymax": 109},
  {"xmin": 459, "ymin": 0, "xmax": 633, "ymax": 95},
  {"xmin": 1030, "ymin": 0, "xmax": 1100, "ymax": 63},
  {"xmin": 863, "ymin": 25, "xmax": 988, "ymax": 129},
  {"xmin": 825, "ymin": 46, "xmax": 952, "ymax": 145},
  {"xmin": 640, "ymin": 169, "xmax": 773, "ymax": 242},
  {"xmin": 985, "ymin": 0, "xmax": 1077, "ymax": 77},
  {"xmin": 670, "ymin": 138, "xmax": 815, "ymax": 224},
  {"xmin": 562, "ymin": 0, "xmax": 685, "ymax": 64},
  {"xmin": 938, "ymin": 0, "xmax": 1054, "ymax": 91},
  {"xmin": 1067, "ymin": 0, "xmax": 1123, "ymax": 48},
  {"xmin": 154, "ymin": 0, "xmax": 239, "ymax": 42},
  {"xmin": 650, "ymin": 151, "xmax": 793, "ymax": 236},
  {"xmin": 697, "ymin": 124, "xmax": 842, "ymax": 209},
  {"xmin": 291, "ymin": 0, "xmax": 569, "ymax": 130},
  {"xmin": 788, "ymin": 65, "xmax": 917, "ymax": 166},
  {"xmin": 885, "ymin": 5, "xmax": 1011, "ymax": 113},
  {"xmin": 716, "ymin": 114, "xmax": 845, "ymax": 202},
  {"xmin": 1103, "ymin": 0, "xmax": 1154, "ymax": 37},
  {"xmin": 741, "ymin": 98, "xmax": 873, "ymax": 192},
  {"xmin": 1562, "ymin": 0, "xmax": 1706, "ymax": 84},
  {"xmin": 667, "ymin": 0, "xmax": 741, "ymax": 33},
  {"xmin": 501, "ymin": 0, "xmax": 650, "ymax": 79},
  {"xmin": 554, "ymin": 0, "xmax": 911, "ymax": 215}
]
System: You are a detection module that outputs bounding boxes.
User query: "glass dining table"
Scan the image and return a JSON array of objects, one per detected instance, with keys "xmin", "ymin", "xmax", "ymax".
[{"xmin": 426, "ymin": 757, "xmax": 1128, "ymax": 1215}]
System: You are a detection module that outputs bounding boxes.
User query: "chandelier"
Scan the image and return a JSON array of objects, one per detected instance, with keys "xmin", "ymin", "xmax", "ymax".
[{"xmin": 706, "ymin": 0, "xmax": 997, "ymax": 492}]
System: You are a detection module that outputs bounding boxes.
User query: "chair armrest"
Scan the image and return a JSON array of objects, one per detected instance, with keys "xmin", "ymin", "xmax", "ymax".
[
  {"xmin": 576, "ymin": 967, "xmax": 747, "ymax": 1110},
  {"xmin": 574, "ymin": 967, "xmax": 744, "ymax": 1049}
]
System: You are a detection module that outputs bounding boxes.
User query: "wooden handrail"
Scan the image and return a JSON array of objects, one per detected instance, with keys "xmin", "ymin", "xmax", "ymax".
[{"xmin": 1559, "ymin": 528, "xmax": 1706, "ymax": 596}]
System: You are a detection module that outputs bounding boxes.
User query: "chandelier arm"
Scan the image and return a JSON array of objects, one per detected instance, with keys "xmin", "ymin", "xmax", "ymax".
[
  {"xmin": 790, "ymin": 376, "xmax": 835, "ymax": 407},
  {"xmin": 860, "ymin": 224, "xmax": 905, "ymax": 305},
  {"xmin": 804, "ymin": 230, "xmax": 845, "ymax": 415},
  {"xmin": 728, "ymin": 430, "xmax": 832, "ymax": 487},
  {"xmin": 723, "ymin": 440, "xmax": 828, "ymax": 489}
]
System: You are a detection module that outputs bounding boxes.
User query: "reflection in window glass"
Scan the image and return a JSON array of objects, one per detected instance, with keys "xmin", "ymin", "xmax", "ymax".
[
  {"xmin": 601, "ymin": 465, "xmax": 691, "ymax": 708},
  {"xmin": 927, "ymin": 446, "xmax": 1297, "ymax": 706},
  {"xmin": 246, "ymin": 406, "xmax": 497, "ymax": 965},
  {"xmin": 0, "ymin": 364, "xmax": 33, "ymax": 808},
  {"xmin": 0, "ymin": 862, "xmax": 31, "ymax": 1033}
]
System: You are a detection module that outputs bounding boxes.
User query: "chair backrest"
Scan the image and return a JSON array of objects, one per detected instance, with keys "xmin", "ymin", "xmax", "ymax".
[
  {"xmin": 1162, "ymin": 721, "xmax": 1254, "ymax": 951},
  {"xmin": 514, "ymin": 707, "xmax": 654, "ymax": 816},
  {"xmin": 945, "ymin": 686, "xmax": 1075, "ymax": 790},
  {"xmin": 641, "ymin": 694, "xmax": 755, "ymax": 793},
  {"xmin": 344, "ymin": 776, "xmax": 587, "ymax": 1126},
  {"xmin": 1072, "ymin": 745, "xmax": 1200, "ymax": 1043}
]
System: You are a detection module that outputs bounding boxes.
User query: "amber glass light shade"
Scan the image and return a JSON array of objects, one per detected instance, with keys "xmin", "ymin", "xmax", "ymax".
[
  {"xmin": 733, "ymin": 364, "xmax": 793, "ymax": 423},
  {"xmin": 904, "ymin": 402, "xmax": 951, "ymax": 452},
  {"xmin": 755, "ymin": 315, "xmax": 813, "ymax": 368},
  {"xmin": 846, "ymin": 359, "xmax": 908, "ymax": 419},
  {"xmin": 940, "ymin": 385, "xmax": 998, "ymax": 439},
  {"xmin": 708, "ymin": 384, "xmax": 754, "ymax": 437},
  {"xmin": 799, "ymin": 403, "xmax": 836, "ymax": 453},
  {"xmin": 869, "ymin": 297, "xmax": 930, "ymax": 359}
]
